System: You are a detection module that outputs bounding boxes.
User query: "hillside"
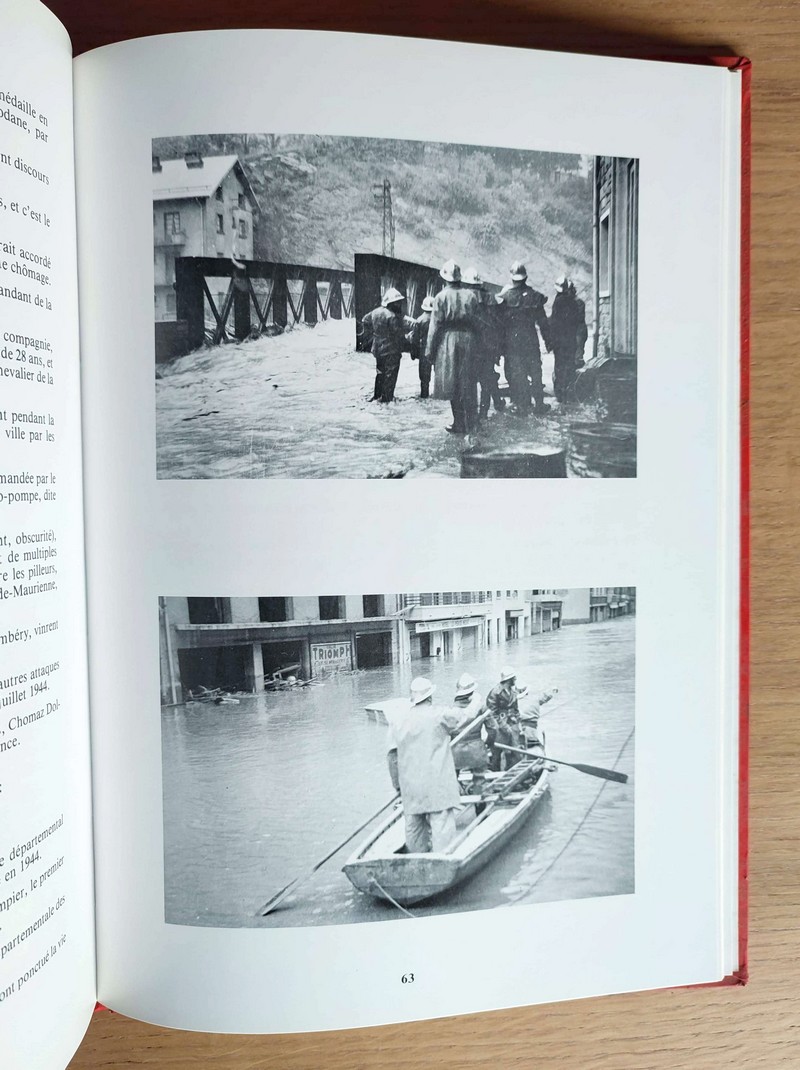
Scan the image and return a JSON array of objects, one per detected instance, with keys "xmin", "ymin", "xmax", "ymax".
[{"xmin": 153, "ymin": 133, "xmax": 593, "ymax": 300}]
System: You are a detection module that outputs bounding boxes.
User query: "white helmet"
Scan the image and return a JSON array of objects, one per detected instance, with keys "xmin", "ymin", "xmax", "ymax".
[
  {"xmin": 439, "ymin": 259, "xmax": 461, "ymax": 283},
  {"xmin": 382, "ymin": 287, "xmax": 405, "ymax": 307},
  {"xmin": 410, "ymin": 677, "xmax": 436, "ymax": 705},
  {"xmin": 455, "ymin": 673, "xmax": 476, "ymax": 698}
]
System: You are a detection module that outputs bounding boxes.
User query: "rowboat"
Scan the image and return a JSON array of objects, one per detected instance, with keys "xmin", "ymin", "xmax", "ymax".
[{"xmin": 342, "ymin": 740, "xmax": 550, "ymax": 906}]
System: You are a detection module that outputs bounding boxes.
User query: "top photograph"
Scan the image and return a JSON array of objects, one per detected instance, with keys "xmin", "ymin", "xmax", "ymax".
[{"xmin": 153, "ymin": 133, "xmax": 638, "ymax": 480}]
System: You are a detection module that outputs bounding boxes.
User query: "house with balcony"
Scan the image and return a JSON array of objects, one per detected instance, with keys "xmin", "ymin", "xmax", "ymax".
[
  {"xmin": 398, "ymin": 591, "xmax": 547, "ymax": 659},
  {"xmin": 153, "ymin": 152, "xmax": 260, "ymax": 325}
]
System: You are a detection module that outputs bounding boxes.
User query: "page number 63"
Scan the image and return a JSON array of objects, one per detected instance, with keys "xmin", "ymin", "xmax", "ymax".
[{"xmin": 401, "ymin": 973, "xmax": 415, "ymax": 984}]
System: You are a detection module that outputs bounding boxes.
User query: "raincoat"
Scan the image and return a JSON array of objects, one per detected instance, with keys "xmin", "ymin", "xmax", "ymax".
[
  {"xmin": 361, "ymin": 305, "xmax": 414, "ymax": 362},
  {"xmin": 483, "ymin": 681, "xmax": 521, "ymax": 772},
  {"xmin": 425, "ymin": 283, "xmax": 481, "ymax": 399},
  {"xmin": 549, "ymin": 287, "xmax": 588, "ymax": 400},
  {"xmin": 387, "ymin": 701, "xmax": 461, "ymax": 815},
  {"xmin": 496, "ymin": 282, "xmax": 551, "ymax": 409},
  {"xmin": 362, "ymin": 305, "xmax": 414, "ymax": 401},
  {"xmin": 450, "ymin": 691, "xmax": 488, "ymax": 772}
]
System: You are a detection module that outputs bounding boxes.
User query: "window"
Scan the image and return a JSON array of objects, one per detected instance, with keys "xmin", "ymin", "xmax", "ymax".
[
  {"xmin": 187, "ymin": 597, "xmax": 227, "ymax": 624},
  {"xmin": 238, "ymin": 192, "xmax": 246, "ymax": 209},
  {"xmin": 165, "ymin": 292, "xmax": 176, "ymax": 314},
  {"xmin": 216, "ymin": 187, "xmax": 223, "ymax": 201},
  {"xmin": 599, "ymin": 211, "xmax": 610, "ymax": 296},
  {"xmin": 163, "ymin": 211, "xmax": 181, "ymax": 238},
  {"xmin": 319, "ymin": 596, "xmax": 345, "ymax": 620},
  {"xmin": 363, "ymin": 595, "xmax": 383, "ymax": 618},
  {"xmin": 259, "ymin": 597, "xmax": 290, "ymax": 622},
  {"xmin": 238, "ymin": 218, "xmax": 248, "ymax": 239},
  {"xmin": 216, "ymin": 213, "xmax": 224, "ymax": 234}
]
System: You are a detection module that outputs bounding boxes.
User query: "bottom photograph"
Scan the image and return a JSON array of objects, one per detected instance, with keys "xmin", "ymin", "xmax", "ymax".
[{"xmin": 158, "ymin": 588, "xmax": 635, "ymax": 928}]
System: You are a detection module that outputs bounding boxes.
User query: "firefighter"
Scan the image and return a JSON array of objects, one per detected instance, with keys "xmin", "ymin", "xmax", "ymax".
[
  {"xmin": 360, "ymin": 287, "xmax": 414, "ymax": 403},
  {"xmin": 409, "ymin": 294, "xmax": 435, "ymax": 398},
  {"xmin": 425, "ymin": 260, "xmax": 482, "ymax": 434},
  {"xmin": 483, "ymin": 665, "xmax": 522, "ymax": 771},
  {"xmin": 450, "ymin": 672, "xmax": 489, "ymax": 801},
  {"xmin": 462, "ymin": 267, "xmax": 505, "ymax": 418},
  {"xmin": 495, "ymin": 261, "xmax": 552, "ymax": 415},
  {"xmin": 549, "ymin": 275, "xmax": 588, "ymax": 402}
]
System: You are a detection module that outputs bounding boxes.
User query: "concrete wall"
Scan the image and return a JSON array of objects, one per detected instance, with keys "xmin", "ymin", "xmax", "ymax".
[{"xmin": 561, "ymin": 588, "xmax": 591, "ymax": 624}]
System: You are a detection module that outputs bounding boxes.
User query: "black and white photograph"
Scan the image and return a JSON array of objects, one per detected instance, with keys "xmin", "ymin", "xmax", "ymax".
[
  {"xmin": 159, "ymin": 589, "xmax": 635, "ymax": 928},
  {"xmin": 153, "ymin": 134, "xmax": 638, "ymax": 479}
]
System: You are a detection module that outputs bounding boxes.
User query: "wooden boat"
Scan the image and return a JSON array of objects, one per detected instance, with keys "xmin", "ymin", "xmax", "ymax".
[{"xmin": 342, "ymin": 741, "xmax": 550, "ymax": 906}]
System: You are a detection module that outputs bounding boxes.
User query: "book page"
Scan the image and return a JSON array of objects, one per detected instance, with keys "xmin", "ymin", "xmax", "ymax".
[
  {"xmin": 74, "ymin": 30, "xmax": 740, "ymax": 1033},
  {"xmin": 0, "ymin": 1, "xmax": 96, "ymax": 1067}
]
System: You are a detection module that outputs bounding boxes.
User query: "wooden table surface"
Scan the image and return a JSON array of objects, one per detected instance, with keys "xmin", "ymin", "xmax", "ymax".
[{"xmin": 49, "ymin": 0, "xmax": 797, "ymax": 1065}]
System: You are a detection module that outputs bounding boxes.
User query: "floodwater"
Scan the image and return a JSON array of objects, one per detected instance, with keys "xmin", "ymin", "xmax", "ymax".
[
  {"xmin": 155, "ymin": 320, "xmax": 635, "ymax": 479},
  {"xmin": 162, "ymin": 616, "xmax": 635, "ymax": 928}
]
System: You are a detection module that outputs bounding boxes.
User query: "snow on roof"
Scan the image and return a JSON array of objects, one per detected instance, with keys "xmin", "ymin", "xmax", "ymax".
[{"xmin": 153, "ymin": 154, "xmax": 260, "ymax": 211}]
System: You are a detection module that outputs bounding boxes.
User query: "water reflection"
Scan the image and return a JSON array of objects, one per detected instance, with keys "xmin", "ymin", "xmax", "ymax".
[{"xmin": 162, "ymin": 616, "xmax": 635, "ymax": 927}]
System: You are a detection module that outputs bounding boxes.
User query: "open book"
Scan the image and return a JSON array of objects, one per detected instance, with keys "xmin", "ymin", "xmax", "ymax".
[{"xmin": 1, "ymin": 2, "xmax": 748, "ymax": 1067}]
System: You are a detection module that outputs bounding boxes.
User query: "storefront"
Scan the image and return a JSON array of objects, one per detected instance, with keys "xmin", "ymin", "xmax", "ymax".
[{"xmin": 408, "ymin": 616, "xmax": 483, "ymax": 661}]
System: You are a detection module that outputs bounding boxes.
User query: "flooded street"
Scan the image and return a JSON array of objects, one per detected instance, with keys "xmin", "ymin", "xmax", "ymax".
[
  {"xmin": 155, "ymin": 320, "xmax": 633, "ymax": 479},
  {"xmin": 162, "ymin": 616, "xmax": 635, "ymax": 928}
]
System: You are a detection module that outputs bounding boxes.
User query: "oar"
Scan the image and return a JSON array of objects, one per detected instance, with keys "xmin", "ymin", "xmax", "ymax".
[
  {"xmin": 256, "ymin": 791, "xmax": 400, "ymax": 916},
  {"xmin": 255, "ymin": 706, "xmax": 490, "ymax": 917},
  {"xmin": 496, "ymin": 743, "xmax": 628, "ymax": 783}
]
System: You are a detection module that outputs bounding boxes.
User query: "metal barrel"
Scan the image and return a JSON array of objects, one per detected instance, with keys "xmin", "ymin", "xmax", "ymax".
[{"xmin": 460, "ymin": 446, "xmax": 567, "ymax": 479}]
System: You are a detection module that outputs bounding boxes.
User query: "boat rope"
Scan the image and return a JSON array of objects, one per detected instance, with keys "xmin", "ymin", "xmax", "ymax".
[
  {"xmin": 508, "ymin": 725, "xmax": 635, "ymax": 904},
  {"xmin": 370, "ymin": 878, "xmax": 416, "ymax": 919}
]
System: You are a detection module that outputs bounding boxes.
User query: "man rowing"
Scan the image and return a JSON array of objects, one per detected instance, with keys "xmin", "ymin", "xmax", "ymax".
[{"xmin": 386, "ymin": 677, "xmax": 462, "ymax": 853}]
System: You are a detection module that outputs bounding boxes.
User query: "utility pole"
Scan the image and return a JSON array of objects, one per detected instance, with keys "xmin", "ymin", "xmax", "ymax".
[{"xmin": 372, "ymin": 178, "xmax": 395, "ymax": 258}]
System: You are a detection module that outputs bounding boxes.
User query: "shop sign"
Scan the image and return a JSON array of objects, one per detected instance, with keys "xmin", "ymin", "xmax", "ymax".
[
  {"xmin": 415, "ymin": 617, "xmax": 481, "ymax": 634},
  {"xmin": 311, "ymin": 641, "xmax": 352, "ymax": 675}
]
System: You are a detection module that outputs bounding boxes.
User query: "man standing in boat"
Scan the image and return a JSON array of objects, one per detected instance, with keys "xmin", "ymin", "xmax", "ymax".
[
  {"xmin": 386, "ymin": 677, "xmax": 462, "ymax": 854},
  {"xmin": 450, "ymin": 673, "xmax": 489, "ymax": 803},
  {"xmin": 484, "ymin": 666, "xmax": 522, "ymax": 771}
]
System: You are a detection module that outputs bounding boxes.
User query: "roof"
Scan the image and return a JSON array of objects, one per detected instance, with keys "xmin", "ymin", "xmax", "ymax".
[{"xmin": 153, "ymin": 154, "xmax": 261, "ymax": 212}]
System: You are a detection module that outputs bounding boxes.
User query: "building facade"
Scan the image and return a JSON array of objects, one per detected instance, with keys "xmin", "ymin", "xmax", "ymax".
[
  {"xmin": 593, "ymin": 155, "xmax": 639, "ymax": 365},
  {"xmin": 400, "ymin": 591, "xmax": 522, "ymax": 661},
  {"xmin": 159, "ymin": 595, "xmax": 404, "ymax": 703},
  {"xmin": 159, "ymin": 590, "xmax": 575, "ymax": 704},
  {"xmin": 561, "ymin": 587, "xmax": 637, "ymax": 624},
  {"xmin": 153, "ymin": 152, "xmax": 260, "ymax": 322}
]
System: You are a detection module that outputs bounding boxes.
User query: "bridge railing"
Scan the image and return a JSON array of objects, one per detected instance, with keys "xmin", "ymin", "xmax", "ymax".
[
  {"xmin": 173, "ymin": 256, "xmax": 355, "ymax": 353},
  {"xmin": 353, "ymin": 253, "xmax": 443, "ymax": 352}
]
